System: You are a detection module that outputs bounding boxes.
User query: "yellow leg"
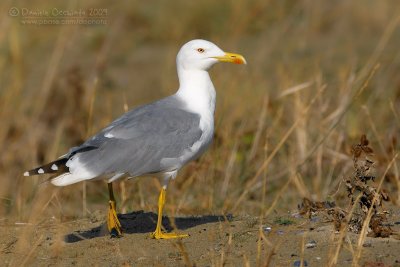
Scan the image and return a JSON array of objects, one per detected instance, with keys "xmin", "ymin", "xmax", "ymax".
[
  {"xmin": 150, "ymin": 188, "xmax": 189, "ymax": 239},
  {"xmin": 107, "ymin": 183, "xmax": 122, "ymax": 237}
]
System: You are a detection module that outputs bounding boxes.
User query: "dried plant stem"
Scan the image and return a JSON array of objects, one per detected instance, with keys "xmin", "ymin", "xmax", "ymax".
[
  {"xmin": 327, "ymin": 194, "xmax": 362, "ymax": 267},
  {"xmin": 264, "ymin": 177, "xmax": 291, "ymax": 218},
  {"xmin": 362, "ymin": 106, "xmax": 388, "ymax": 158},
  {"xmin": 257, "ymin": 137, "xmax": 269, "ymax": 266},
  {"xmin": 233, "ymin": 85, "xmax": 326, "ymax": 211},
  {"xmin": 248, "ymin": 95, "xmax": 268, "ymax": 161},
  {"xmin": 174, "ymin": 240, "xmax": 192, "ymax": 267},
  {"xmin": 19, "ymin": 234, "xmax": 44, "ymax": 267},
  {"xmin": 352, "ymin": 154, "xmax": 398, "ymax": 267},
  {"xmin": 220, "ymin": 141, "xmax": 238, "ymax": 199},
  {"xmin": 355, "ymin": 14, "xmax": 400, "ymax": 84},
  {"xmin": 300, "ymin": 232, "xmax": 306, "ymax": 267},
  {"xmin": 252, "ymin": 63, "xmax": 380, "ymax": 200}
]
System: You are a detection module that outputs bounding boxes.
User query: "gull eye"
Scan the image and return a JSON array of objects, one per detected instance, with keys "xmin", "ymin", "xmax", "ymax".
[{"xmin": 197, "ymin": 48, "xmax": 205, "ymax": 53}]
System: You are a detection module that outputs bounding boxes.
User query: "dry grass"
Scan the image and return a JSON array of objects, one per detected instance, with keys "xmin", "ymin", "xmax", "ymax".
[{"xmin": 0, "ymin": 0, "xmax": 400, "ymax": 266}]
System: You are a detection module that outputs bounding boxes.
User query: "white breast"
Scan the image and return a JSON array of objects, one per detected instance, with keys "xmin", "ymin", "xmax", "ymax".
[{"xmin": 173, "ymin": 69, "xmax": 216, "ymax": 167}]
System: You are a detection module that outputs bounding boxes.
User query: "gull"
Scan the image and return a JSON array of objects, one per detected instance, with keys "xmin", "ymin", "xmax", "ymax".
[{"xmin": 24, "ymin": 39, "xmax": 246, "ymax": 239}]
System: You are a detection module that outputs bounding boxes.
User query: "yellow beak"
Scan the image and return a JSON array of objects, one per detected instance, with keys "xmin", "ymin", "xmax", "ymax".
[{"xmin": 213, "ymin": 52, "xmax": 247, "ymax": 65}]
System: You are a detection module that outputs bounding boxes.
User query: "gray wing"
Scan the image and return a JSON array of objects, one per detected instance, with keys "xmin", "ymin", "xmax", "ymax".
[{"xmin": 67, "ymin": 96, "xmax": 203, "ymax": 177}]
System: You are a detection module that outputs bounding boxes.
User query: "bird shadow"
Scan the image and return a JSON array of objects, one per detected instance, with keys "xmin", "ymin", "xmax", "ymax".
[{"xmin": 64, "ymin": 210, "xmax": 232, "ymax": 243}]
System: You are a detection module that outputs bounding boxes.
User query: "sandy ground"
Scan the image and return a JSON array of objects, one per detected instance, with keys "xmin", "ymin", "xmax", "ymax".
[{"xmin": 1, "ymin": 209, "xmax": 400, "ymax": 267}]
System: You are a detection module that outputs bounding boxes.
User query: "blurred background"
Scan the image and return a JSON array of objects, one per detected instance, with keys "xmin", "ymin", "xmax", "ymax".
[{"xmin": 0, "ymin": 0, "xmax": 399, "ymax": 225}]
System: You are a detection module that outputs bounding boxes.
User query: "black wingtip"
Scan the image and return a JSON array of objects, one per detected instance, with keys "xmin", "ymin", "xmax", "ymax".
[{"xmin": 24, "ymin": 158, "xmax": 69, "ymax": 177}]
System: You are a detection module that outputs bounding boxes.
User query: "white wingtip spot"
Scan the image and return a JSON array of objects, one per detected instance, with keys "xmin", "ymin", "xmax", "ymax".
[
  {"xmin": 38, "ymin": 168, "xmax": 44, "ymax": 174},
  {"xmin": 51, "ymin": 164, "xmax": 58, "ymax": 171},
  {"xmin": 104, "ymin": 132, "xmax": 114, "ymax": 138},
  {"xmin": 24, "ymin": 171, "xmax": 29, "ymax": 177}
]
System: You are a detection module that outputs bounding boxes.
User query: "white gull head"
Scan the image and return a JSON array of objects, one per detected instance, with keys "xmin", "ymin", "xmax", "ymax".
[
  {"xmin": 176, "ymin": 39, "xmax": 246, "ymax": 71},
  {"xmin": 175, "ymin": 39, "xmax": 246, "ymax": 116}
]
